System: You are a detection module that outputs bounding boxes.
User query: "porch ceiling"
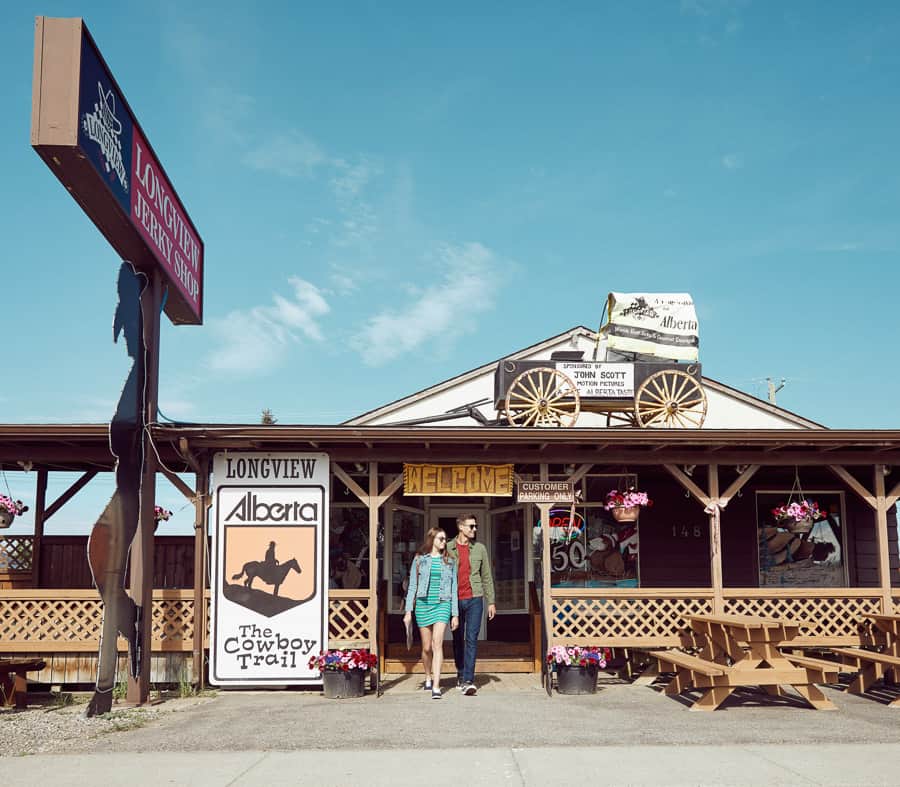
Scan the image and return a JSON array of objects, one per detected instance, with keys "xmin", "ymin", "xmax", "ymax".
[
  {"xmin": 152, "ymin": 425, "xmax": 900, "ymax": 467},
  {"xmin": 3, "ymin": 424, "xmax": 900, "ymax": 472}
]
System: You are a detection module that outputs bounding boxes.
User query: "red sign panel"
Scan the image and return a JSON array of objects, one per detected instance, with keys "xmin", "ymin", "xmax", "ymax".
[{"xmin": 31, "ymin": 17, "xmax": 203, "ymax": 325}]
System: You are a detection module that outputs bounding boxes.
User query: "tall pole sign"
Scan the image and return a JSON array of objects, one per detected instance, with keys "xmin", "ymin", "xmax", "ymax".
[
  {"xmin": 31, "ymin": 17, "xmax": 204, "ymax": 325},
  {"xmin": 30, "ymin": 17, "xmax": 204, "ymax": 712}
]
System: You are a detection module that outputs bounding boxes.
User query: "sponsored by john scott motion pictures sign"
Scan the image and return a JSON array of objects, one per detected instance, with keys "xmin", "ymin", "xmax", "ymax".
[{"xmin": 210, "ymin": 453, "xmax": 329, "ymax": 685}]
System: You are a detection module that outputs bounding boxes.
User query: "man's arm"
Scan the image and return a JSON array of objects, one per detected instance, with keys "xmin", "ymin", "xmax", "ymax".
[{"xmin": 479, "ymin": 543, "xmax": 496, "ymax": 618}]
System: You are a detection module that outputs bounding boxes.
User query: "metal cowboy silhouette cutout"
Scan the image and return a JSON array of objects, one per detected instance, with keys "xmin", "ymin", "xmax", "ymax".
[{"xmin": 85, "ymin": 261, "xmax": 147, "ymax": 717}]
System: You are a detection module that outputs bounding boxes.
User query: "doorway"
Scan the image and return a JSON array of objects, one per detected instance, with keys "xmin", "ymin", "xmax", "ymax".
[{"xmin": 429, "ymin": 506, "xmax": 488, "ymax": 640}]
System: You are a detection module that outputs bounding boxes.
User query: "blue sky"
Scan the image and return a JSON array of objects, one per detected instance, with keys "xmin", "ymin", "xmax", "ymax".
[{"xmin": 2, "ymin": 1, "xmax": 900, "ymax": 532}]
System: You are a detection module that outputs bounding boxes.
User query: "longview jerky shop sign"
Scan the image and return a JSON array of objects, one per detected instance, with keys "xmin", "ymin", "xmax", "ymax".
[
  {"xmin": 210, "ymin": 453, "xmax": 329, "ymax": 685},
  {"xmin": 31, "ymin": 17, "xmax": 203, "ymax": 325}
]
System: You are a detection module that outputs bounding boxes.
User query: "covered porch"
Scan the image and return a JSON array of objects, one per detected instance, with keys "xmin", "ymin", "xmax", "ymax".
[{"xmin": 1, "ymin": 424, "xmax": 899, "ymax": 687}]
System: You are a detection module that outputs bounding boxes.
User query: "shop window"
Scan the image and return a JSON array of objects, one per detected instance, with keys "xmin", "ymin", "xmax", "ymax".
[
  {"xmin": 756, "ymin": 491, "xmax": 846, "ymax": 587},
  {"xmin": 329, "ymin": 506, "xmax": 369, "ymax": 589},
  {"xmin": 534, "ymin": 473, "xmax": 641, "ymax": 589},
  {"xmin": 390, "ymin": 508, "xmax": 425, "ymax": 612}
]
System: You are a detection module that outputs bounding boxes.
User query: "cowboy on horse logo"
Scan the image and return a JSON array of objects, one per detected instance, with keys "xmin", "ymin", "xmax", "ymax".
[
  {"xmin": 231, "ymin": 540, "xmax": 303, "ymax": 597},
  {"xmin": 223, "ymin": 525, "xmax": 317, "ymax": 617}
]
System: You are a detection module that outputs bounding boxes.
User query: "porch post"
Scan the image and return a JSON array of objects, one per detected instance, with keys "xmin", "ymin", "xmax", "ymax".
[
  {"xmin": 192, "ymin": 456, "xmax": 210, "ymax": 689},
  {"xmin": 539, "ymin": 463, "xmax": 552, "ymax": 646},
  {"xmin": 708, "ymin": 465, "xmax": 724, "ymax": 614},
  {"xmin": 31, "ymin": 469, "xmax": 48, "ymax": 588},
  {"xmin": 368, "ymin": 461, "xmax": 379, "ymax": 656},
  {"xmin": 873, "ymin": 465, "xmax": 893, "ymax": 614}
]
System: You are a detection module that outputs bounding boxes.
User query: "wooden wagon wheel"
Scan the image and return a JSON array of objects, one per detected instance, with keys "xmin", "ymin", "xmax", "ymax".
[
  {"xmin": 634, "ymin": 369, "xmax": 707, "ymax": 428},
  {"xmin": 505, "ymin": 367, "xmax": 580, "ymax": 427}
]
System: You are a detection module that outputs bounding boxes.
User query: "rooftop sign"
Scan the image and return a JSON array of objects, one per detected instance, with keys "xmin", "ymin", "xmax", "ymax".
[{"xmin": 31, "ymin": 17, "xmax": 204, "ymax": 325}]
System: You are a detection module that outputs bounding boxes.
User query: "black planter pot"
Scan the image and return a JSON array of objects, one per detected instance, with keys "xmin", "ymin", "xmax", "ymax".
[
  {"xmin": 322, "ymin": 668, "xmax": 367, "ymax": 699},
  {"xmin": 556, "ymin": 663, "xmax": 598, "ymax": 695}
]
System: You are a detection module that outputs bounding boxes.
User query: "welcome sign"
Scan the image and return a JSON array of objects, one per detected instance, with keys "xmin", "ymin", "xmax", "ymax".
[
  {"xmin": 32, "ymin": 17, "xmax": 203, "ymax": 325},
  {"xmin": 210, "ymin": 452, "xmax": 329, "ymax": 685}
]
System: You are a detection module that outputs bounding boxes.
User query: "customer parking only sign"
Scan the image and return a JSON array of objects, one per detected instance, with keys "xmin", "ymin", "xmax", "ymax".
[{"xmin": 210, "ymin": 452, "xmax": 329, "ymax": 685}]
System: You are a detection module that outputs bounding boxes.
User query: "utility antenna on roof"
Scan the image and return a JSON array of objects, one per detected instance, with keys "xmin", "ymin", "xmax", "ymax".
[{"xmin": 766, "ymin": 377, "xmax": 786, "ymax": 405}]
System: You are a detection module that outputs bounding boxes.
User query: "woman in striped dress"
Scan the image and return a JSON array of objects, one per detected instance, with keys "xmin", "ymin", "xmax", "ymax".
[{"xmin": 403, "ymin": 528, "xmax": 459, "ymax": 699}]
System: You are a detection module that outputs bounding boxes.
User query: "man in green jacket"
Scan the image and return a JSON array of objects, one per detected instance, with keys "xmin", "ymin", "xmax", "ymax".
[{"xmin": 447, "ymin": 513, "xmax": 495, "ymax": 696}]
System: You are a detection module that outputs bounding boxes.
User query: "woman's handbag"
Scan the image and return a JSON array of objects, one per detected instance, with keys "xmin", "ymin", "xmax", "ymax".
[{"xmin": 405, "ymin": 558, "xmax": 420, "ymax": 650}]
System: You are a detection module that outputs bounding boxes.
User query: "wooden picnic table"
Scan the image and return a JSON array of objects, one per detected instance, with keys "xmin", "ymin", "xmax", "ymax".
[
  {"xmin": 667, "ymin": 613, "xmax": 838, "ymax": 711},
  {"xmin": 831, "ymin": 613, "xmax": 900, "ymax": 707},
  {"xmin": 0, "ymin": 658, "xmax": 47, "ymax": 710}
]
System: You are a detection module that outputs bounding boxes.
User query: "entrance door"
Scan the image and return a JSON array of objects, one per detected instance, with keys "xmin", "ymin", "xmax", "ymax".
[{"xmin": 428, "ymin": 507, "xmax": 487, "ymax": 640}]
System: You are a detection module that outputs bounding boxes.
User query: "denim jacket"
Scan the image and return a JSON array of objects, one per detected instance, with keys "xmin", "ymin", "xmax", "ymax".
[{"xmin": 404, "ymin": 553, "xmax": 459, "ymax": 618}]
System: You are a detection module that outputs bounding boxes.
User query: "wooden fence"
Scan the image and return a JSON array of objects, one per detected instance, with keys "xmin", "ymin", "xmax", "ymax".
[
  {"xmin": 0, "ymin": 587, "xmax": 373, "ymax": 685},
  {"xmin": 0, "ymin": 535, "xmax": 197, "ymax": 589}
]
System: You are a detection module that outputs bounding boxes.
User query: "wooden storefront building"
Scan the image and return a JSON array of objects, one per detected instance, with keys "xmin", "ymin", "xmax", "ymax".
[{"xmin": 1, "ymin": 329, "xmax": 899, "ymax": 686}]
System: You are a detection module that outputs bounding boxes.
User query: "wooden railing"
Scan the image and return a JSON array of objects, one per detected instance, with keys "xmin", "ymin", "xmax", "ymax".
[
  {"xmin": 2, "ymin": 587, "xmax": 893, "ymax": 667},
  {"xmin": 0, "ymin": 588, "xmax": 372, "ymax": 654},
  {"xmin": 0, "ymin": 589, "xmax": 197, "ymax": 652},
  {"xmin": 549, "ymin": 588, "xmax": 893, "ymax": 648}
]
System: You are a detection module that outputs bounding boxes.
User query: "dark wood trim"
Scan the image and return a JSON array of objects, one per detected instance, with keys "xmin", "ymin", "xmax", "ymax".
[{"xmin": 44, "ymin": 470, "xmax": 98, "ymax": 520}]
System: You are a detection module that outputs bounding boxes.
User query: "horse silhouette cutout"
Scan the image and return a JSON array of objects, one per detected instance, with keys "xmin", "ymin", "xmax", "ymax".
[{"xmin": 232, "ymin": 558, "xmax": 302, "ymax": 597}]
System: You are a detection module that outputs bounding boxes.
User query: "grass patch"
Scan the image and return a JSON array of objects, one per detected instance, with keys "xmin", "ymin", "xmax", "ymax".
[{"xmin": 99, "ymin": 708, "xmax": 151, "ymax": 733}]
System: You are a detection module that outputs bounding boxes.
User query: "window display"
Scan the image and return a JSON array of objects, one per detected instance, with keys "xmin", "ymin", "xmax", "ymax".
[
  {"xmin": 536, "ymin": 473, "xmax": 641, "ymax": 588},
  {"xmin": 757, "ymin": 491, "xmax": 846, "ymax": 587}
]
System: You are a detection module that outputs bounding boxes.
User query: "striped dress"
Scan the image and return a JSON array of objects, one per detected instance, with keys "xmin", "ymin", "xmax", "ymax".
[{"xmin": 414, "ymin": 556, "xmax": 451, "ymax": 626}]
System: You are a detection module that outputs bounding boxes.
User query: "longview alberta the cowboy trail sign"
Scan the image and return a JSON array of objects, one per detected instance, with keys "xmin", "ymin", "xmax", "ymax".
[
  {"xmin": 210, "ymin": 453, "xmax": 329, "ymax": 686},
  {"xmin": 31, "ymin": 16, "xmax": 204, "ymax": 325}
]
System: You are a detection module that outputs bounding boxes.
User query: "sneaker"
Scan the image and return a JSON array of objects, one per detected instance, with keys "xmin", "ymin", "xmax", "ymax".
[
  {"xmin": 431, "ymin": 688, "xmax": 442, "ymax": 700},
  {"xmin": 463, "ymin": 683, "xmax": 477, "ymax": 696},
  {"xmin": 423, "ymin": 680, "xmax": 433, "ymax": 691}
]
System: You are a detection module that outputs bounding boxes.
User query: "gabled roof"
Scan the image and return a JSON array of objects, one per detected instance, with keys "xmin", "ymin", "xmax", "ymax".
[{"xmin": 345, "ymin": 326, "xmax": 823, "ymax": 430}]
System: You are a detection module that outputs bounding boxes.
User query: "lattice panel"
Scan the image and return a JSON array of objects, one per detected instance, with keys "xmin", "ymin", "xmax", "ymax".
[
  {"xmin": 0, "ymin": 536, "xmax": 34, "ymax": 572},
  {"xmin": 552, "ymin": 596, "xmax": 714, "ymax": 642},
  {"xmin": 724, "ymin": 595, "xmax": 883, "ymax": 638},
  {"xmin": 0, "ymin": 598, "xmax": 103, "ymax": 643},
  {"xmin": 152, "ymin": 598, "xmax": 194, "ymax": 645},
  {"xmin": 329, "ymin": 597, "xmax": 369, "ymax": 643}
]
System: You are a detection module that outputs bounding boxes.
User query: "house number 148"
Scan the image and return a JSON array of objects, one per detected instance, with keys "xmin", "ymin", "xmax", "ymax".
[{"xmin": 672, "ymin": 525, "xmax": 703, "ymax": 538}]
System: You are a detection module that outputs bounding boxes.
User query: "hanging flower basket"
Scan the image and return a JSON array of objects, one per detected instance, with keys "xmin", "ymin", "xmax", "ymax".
[
  {"xmin": 611, "ymin": 507, "xmax": 639, "ymax": 522},
  {"xmin": 0, "ymin": 495, "xmax": 28, "ymax": 529},
  {"xmin": 322, "ymin": 668, "xmax": 367, "ymax": 699},
  {"xmin": 771, "ymin": 499, "xmax": 824, "ymax": 534},
  {"xmin": 604, "ymin": 489, "xmax": 651, "ymax": 522}
]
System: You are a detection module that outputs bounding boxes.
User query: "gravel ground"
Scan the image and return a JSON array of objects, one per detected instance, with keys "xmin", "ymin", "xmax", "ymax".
[
  {"xmin": 0, "ymin": 694, "xmax": 217, "ymax": 757},
  {"xmin": 3, "ymin": 673, "xmax": 900, "ymax": 757}
]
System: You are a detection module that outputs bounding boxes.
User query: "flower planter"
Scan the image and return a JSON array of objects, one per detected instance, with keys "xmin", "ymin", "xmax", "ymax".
[
  {"xmin": 784, "ymin": 517, "xmax": 813, "ymax": 534},
  {"xmin": 0, "ymin": 510, "xmax": 13, "ymax": 529},
  {"xmin": 556, "ymin": 663, "xmax": 599, "ymax": 695},
  {"xmin": 611, "ymin": 507, "xmax": 639, "ymax": 523},
  {"xmin": 322, "ymin": 668, "xmax": 367, "ymax": 699}
]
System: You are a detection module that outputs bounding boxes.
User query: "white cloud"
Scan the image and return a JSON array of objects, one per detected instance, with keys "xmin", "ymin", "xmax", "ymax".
[
  {"xmin": 721, "ymin": 153, "xmax": 743, "ymax": 170},
  {"xmin": 817, "ymin": 242, "xmax": 862, "ymax": 253},
  {"xmin": 243, "ymin": 132, "xmax": 327, "ymax": 178},
  {"xmin": 349, "ymin": 243, "xmax": 500, "ymax": 366},
  {"xmin": 207, "ymin": 278, "xmax": 330, "ymax": 374}
]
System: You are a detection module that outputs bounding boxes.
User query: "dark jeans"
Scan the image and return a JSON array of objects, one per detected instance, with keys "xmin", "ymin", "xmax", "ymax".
[{"xmin": 452, "ymin": 596, "xmax": 484, "ymax": 684}]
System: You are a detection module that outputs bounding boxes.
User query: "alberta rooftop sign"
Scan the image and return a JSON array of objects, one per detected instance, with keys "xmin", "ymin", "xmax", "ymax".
[{"xmin": 31, "ymin": 17, "xmax": 204, "ymax": 325}]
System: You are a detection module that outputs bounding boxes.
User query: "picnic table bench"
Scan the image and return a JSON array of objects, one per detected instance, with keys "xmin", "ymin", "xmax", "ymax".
[
  {"xmin": 831, "ymin": 646, "xmax": 900, "ymax": 707},
  {"xmin": 0, "ymin": 658, "xmax": 47, "ymax": 709},
  {"xmin": 642, "ymin": 614, "xmax": 838, "ymax": 711}
]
